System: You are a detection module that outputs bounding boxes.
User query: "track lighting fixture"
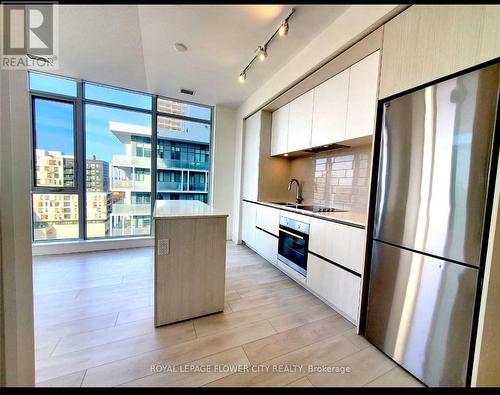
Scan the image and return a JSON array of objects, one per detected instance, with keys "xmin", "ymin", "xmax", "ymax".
[
  {"xmin": 239, "ymin": 71, "xmax": 246, "ymax": 83},
  {"xmin": 238, "ymin": 8, "xmax": 295, "ymax": 84},
  {"xmin": 278, "ymin": 21, "xmax": 289, "ymax": 36},
  {"xmin": 258, "ymin": 46, "xmax": 267, "ymax": 61}
]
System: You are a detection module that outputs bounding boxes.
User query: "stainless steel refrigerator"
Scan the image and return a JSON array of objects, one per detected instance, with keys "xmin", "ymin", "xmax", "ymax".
[{"xmin": 365, "ymin": 62, "xmax": 500, "ymax": 387}]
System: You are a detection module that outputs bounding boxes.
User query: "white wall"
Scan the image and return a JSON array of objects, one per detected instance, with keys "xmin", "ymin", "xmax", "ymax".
[
  {"xmin": 231, "ymin": 5, "xmax": 402, "ymax": 243},
  {"xmin": 0, "ymin": 70, "xmax": 35, "ymax": 386},
  {"xmin": 212, "ymin": 106, "xmax": 237, "ymax": 240}
]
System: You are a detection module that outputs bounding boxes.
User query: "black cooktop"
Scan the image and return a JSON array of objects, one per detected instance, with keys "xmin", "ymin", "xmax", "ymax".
[{"xmin": 284, "ymin": 204, "xmax": 346, "ymax": 213}]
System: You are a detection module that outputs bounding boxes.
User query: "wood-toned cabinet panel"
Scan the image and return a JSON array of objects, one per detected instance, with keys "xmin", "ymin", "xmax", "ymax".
[
  {"xmin": 307, "ymin": 254, "xmax": 360, "ymax": 324},
  {"xmin": 155, "ymin": 217, "xmax": 226, "ymax": 326},
  {"xmin": 309, "ymin": 218, "xmax": 366, "ymax": 274},
  {"xmin": 311, "ymin": 68, "xmax": 350, "ymax": 147},
  {"xmin": 241, "ymin": 201, "xmax": 257, "ymax": 248},
  {"xmin": 256, "ymin": 205, "xmax": 280, "ymax": 236},
  {"xmin": 287, "ymin": 90, "xmax": 314, "ymax": 152},
  {"xmin": 379, "ymin": 5, "xmax": 500, "ymax": 99},
  {"xmin": 270, "ymin": 104, "xmax": 289, "ymax": 156},
  {"xmin": 346, "ymin": 50, "xmax": 380, "ymax": 139},
  {"xmin": 255, "ymin": 228, "xmax": 278, "ymax": 265}
]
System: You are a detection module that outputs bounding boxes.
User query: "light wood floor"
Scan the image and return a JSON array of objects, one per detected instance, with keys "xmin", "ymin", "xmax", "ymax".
[{"xmin": 33, "ymin": 242, "xmax": 423, "ymax": 387}]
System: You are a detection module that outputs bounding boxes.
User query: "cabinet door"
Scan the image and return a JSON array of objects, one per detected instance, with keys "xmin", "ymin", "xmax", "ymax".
[
  {"xmin": 255, "ymin": 228, "xmax": 278, "ymax": 265},
  {"xmin": 379, "ymin": 5, "xmax": 500, "ymax": 99},
  {"xmin": 307, "ymin": 253, "xmax": 361, "ymax": 324},
  {"xmin": 346, "ymin": 50, "xmax": 380, "ymax": 140},
  {"xmin": 241, "ymin": 201, "xmax": 256, "ymax": 249},
  {"xmin": 255, "ymin": 205, "xmax": 280, "ymax": 236},
  {"xmin": 309, "ymin": 218, "xmax": 366, "ymax": 274},
  {"xmin": 241, "ymin": 112, "xmax": 261, "ymax": 200},
  {"xmin": 287, "ymin": 90, "xmax": 314, "ymax": 152},
  {"xmin": 270, "ymin": 104, "xmax": 289, "ymax": 156},
  {"xmin": 311, "ymin": 68, "xmax": 350, "ymax": 147}
]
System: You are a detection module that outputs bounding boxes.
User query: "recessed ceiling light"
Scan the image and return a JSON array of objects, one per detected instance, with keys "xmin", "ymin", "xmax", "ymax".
[{"xmin": 174, "ymin": 43, "xmax": 188, "ymax": 52}]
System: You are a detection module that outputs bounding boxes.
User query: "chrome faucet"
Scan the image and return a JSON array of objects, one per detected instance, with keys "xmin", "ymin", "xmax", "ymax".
[{"xmin": 288, "ymin": 178, "xmax": 303, "ymax": 204}]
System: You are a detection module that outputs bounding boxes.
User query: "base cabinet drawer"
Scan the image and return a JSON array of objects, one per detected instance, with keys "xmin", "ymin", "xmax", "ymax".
[
  {"xmin": 309, "ymin": 217, "xmax": 366, "ymax": 274},
  {"xmin": 256, "ymin": 205, "xmax": 280, "ymax": 236},
  {"xmin": 307, "ymin": 253, "xmax": 361, "ymax": 324},
  {"xmin": 241, "ymin": 201, "xmax": 257, "ymax": 249},
  {"xmin": 255, "ymin": 228, "xmax": 278, "ymax": 265}
]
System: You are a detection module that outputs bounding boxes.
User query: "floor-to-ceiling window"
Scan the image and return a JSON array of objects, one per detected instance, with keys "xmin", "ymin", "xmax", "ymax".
[
  {"xmin": 29, "ymin": 72, "xmax": 212, "ymax": 242},
  {"xmin": 156, "ymin": 98, "xmax": 212, "ymax": 203}
]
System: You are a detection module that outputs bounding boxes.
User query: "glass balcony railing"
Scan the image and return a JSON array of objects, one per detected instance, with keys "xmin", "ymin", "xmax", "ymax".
[
  {"xmin": 111, "ymin": 203, "xmax": 151, "ymax": 215},
  {"xmin": 111, "ymin": 178, "xmax": 151, "ymax": 190},
  {"xmin": 157, "ymin": 158, "xmax": 209, "ymax": 171},
  {"xmin": 188, "ymin": 182, "xmax": 208, "ymax": 192},
  {"xmin": 110, "ymin": 226, "xmax": 150, "ymax": 237},
  {"xmin": 111, "ymin": 179, "xmax": 133, "ymax": 189},
  {"xmin": 112, "ymin": 155, "xmax": 151, "ymax": 168},
  {"xmin": 157, "ymin": 181, "xmax": 182, "ymax": 191},
  {"xmin": 111, "ymin": 155, "xmax": 209, "ymax": 171},
  {"xmin": 133, "ymin": 179, "xmax": 151, "ymax": 190}
]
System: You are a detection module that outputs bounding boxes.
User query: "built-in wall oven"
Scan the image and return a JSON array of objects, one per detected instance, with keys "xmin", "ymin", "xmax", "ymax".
[{"xmin": 277, "ymin": 216, "xmax": 310, "ymax": 276}]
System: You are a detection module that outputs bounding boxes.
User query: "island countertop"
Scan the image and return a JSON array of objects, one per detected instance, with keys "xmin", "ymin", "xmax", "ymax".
[{"xmin": 153, "ymin": 200, "xmax": 228, "ymax": 220}]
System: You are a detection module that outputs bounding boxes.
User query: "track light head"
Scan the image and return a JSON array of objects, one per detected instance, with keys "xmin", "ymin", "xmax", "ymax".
[
  {"xmin": 278, "ymin": 21, "xmax": 289, "ymax": 36},
  {"xmin": 258, "ymin": 46, "xmax": 267, "ymax": 62},
  {"xmin": 239, "ymin": 71, "xmax": 246, "ymax": 83}
]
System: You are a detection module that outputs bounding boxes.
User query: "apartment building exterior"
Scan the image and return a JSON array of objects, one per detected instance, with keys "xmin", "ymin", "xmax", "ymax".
[
  {"xmin": 108, "ymin": 120, "xmax": 210, "ymax": 236},
  {"xmin": 33, "ymin": 150, "xmax": 111, "ymax": 240}
]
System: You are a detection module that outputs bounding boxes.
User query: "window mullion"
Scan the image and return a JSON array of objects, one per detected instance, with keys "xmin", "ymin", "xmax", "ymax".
[
  {"xmin": 151, "ymin": 96, "xmax": 158, "ymax": 235},
  {"xmin": 76, "ymin": 81, "xmax": 86, "ymax": 240}
]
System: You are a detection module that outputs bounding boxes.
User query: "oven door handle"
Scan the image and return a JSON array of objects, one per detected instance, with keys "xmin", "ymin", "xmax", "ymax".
[{"xmin": 280, "ymin": 228, "xmax": 304, "ymax": 240}]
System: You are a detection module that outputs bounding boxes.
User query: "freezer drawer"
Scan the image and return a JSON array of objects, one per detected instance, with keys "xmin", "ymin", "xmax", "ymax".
[
  {"xmin": 373, "ymin": 64, "xmax": 499, "ymax": 267},
  {"xmin": 365, "ymin": 241, "xmax": 478, "ymax": 387}
]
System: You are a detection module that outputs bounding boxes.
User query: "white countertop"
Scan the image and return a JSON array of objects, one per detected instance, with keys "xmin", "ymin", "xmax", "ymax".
[
  {"xmin": 153, "ymin": 200, "xmax": 228, "ymax": 219},
  {"xmin": 255, "ymin": 200, "xmax": 367, "ymax": 228}
]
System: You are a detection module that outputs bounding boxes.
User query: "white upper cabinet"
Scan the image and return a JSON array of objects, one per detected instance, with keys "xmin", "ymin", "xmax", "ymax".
[
  {"xmin": 287, "ymin": 90, "xmax": 314, "ymax": 152},
  {"xmin": 345, "ymin": 50, "xmax": 381, "ymax": 140},
  {"xmin": 241, "ymin": 112, "xmax": 261, "ymax": 200},
  {"xmin": 270, "ymin": 50, "xmax": 381, "ymax": 154},
  {"xmin": 311, "ymin": 68, "xmax": 350, "ymax": 148},
  {"xmin": 270, "ymin": 104, "xmax": 289, "ymax": 156}
]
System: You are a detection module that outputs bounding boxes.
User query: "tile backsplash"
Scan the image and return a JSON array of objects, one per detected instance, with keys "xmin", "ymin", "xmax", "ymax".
[{"xmin": 287, "ymin": 144, "xmax": 372, "ymax": 213}]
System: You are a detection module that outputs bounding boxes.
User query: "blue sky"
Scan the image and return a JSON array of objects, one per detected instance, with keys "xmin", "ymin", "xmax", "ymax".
[
  {"xmin": 85, "ymin": 105, "xmax": 151, "ymax": 163},
  {"xmin": 34, "ymin": 99, "xmax": 75, "ymax": 155},
  {"xmin": 32, "ymin": 72, "xmax": 211, "ymax": 165}
]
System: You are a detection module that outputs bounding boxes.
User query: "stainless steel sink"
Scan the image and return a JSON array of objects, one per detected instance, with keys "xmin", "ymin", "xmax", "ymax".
[{"xmin": 269, "ymin": 201, "xmax": 298, "ymax": 207}]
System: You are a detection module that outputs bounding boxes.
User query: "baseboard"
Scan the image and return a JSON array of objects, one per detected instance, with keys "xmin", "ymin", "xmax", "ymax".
[{"xmin": 32, "ymin": 237, "xmax": 154, "ymax": 256}]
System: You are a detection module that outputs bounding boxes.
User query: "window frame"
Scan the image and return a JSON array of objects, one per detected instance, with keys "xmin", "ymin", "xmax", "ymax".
[
  {"xmin": 156, "ymin": 96, "xmax": 213, "ymax": 204},
  {"xmin": 31, "ymin": 95, "xmax": 79, "ymax": 193},
  {"xmin": 28, "ymin": 71, "xmax": 214, "ymax": 244}
]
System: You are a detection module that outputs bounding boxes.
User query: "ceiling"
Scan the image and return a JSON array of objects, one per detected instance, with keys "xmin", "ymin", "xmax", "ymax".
[{"xmin": 53, "ymin": 5, "xmax": 349, "ymax": 107}]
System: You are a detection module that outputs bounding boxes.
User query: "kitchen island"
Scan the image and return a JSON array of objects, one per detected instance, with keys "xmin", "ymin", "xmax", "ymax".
[{"xmin": 153, "ymin": 200, "xmax": 228, "ymax": 326}]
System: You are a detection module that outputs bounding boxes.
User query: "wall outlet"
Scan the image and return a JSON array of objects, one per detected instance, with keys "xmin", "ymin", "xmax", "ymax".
[{"xmin": 158, "ymin": 239, "xmax": 170, "ymax": 256}]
